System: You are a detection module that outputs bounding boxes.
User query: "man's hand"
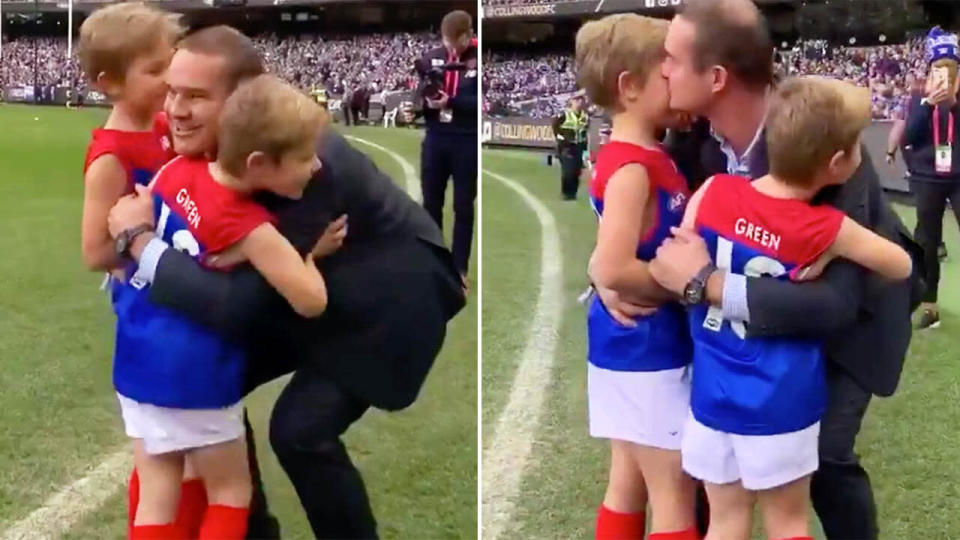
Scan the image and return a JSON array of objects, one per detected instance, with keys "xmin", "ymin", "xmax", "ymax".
[
  {"xmin": 650, "ymin": 227, "xmax": 711, "ymax": 295},
  {"xmin": 425, "ymin": 91, "xmax": 449, "ymax": 110},
  {"xmin": 594, "ymin": 285, "xmax": 658, "ymax": 327},
  {"xmin": 108, "ymin": 184, "xmax": 154, "ymax": 239},
  {"xmin": 795, "ymin": 251, "xmax": 836, "ymax": 282},
  {"xmin": 311, "ymin": 214, "xmax": 348, "ymax": 259},
  {"xmin": 926, "ymin": 73, "xmax": 958, "ymax": 107}
]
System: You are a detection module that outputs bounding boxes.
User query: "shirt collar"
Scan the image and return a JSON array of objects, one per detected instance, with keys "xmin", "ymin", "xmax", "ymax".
[{"xmin": 709, "ymin": 119, "xmax": 765, "ymax": 178}]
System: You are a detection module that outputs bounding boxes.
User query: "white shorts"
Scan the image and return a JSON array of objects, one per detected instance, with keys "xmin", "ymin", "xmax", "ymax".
[
  {"xmin": 587, "ymin": 363, "xmax": 691, "ymax": 450},
  {"xmin": 681, "ymin": 412, "xmax": 819, "ymax": 491},
  {"xmin": 117, "ymin": 393, "xmax": 245, "ymax": 455}
]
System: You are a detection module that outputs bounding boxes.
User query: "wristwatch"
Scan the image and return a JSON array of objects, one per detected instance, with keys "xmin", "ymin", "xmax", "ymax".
[
  {"xmin": 115, "ymin": 223, "xmax": 154, "ymax": 259},
  {"xmin": 683, "ymin": 263, "xmax": 718, "ymax": 306}
]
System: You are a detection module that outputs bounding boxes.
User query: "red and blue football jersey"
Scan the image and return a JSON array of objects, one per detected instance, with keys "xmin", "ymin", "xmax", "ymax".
[
  {"xmin": 587, "ymin": 141, "xmax": 692, "ymax": 372},
  {"xmin": 112, "ymin": 157, "xmax": 274, "ymax": 408},
  {"xmin": 83, "ymin": 113, "xmax": 175, "ymax": 188},
  {"xmin": 690, "ymin": 174, "xmax": 845, "ymax": 435}
]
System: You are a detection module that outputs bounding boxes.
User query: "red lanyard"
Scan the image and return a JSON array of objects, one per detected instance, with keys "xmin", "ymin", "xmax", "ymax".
[
  {"xmin": 934, "ymin": 107, "xmax": 954, "ymax": 146},
  {"xmin": 444, "ymin": 50, "xmax": 460, "ymax": 98}
]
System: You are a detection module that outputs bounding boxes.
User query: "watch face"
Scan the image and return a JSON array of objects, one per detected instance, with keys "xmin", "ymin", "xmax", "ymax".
[{"xmin": 684, "ymin": 282, "xmax": 702, "ymax": 305}]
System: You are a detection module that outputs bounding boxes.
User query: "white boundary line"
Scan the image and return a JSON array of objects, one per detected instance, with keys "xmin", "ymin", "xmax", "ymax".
[
  {"xmin": 481, "ymin": 169, "xmax": 563, "ymax": 540},
  {"xmin": 0, "ymin": 133, "xmax": 422, "ymax": 540},
  {"xmin": 0, "ymin": 450, "xmax": 130, "ymax": 540},
  {"xmin": 345, "ymin": 134, "xmax": 421, "ymax": 202}
]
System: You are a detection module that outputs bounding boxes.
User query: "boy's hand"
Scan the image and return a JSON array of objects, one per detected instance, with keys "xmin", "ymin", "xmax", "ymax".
[
  {"xmin": 108, "ymin": 184, "xmax": 154, "ymax": 239},
  {"xmin": 594, "ymin": 285, "xmax": 658, "ymax": 327},
  {"xmin": 311, "ymin": 214, "xmax": 348, "ymax": 259}
]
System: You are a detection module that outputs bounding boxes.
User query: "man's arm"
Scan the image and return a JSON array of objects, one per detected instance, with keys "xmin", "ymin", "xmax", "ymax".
[
  {"xmin": 744, "ymin": 148, "xmax": 882, "ymax": 338},
  {"xmin": 109, "ymin": 189, "xmax": 278, "ymax": 340}
]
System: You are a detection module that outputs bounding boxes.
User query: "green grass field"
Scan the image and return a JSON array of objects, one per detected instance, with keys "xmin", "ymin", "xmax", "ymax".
[
  {"xmin": 0, "ymin": 103, "xmax": 477, "ymax": 539},
  {"xmin": 481, "ymin": 147, "xmax": 960, "ymax": 539}
]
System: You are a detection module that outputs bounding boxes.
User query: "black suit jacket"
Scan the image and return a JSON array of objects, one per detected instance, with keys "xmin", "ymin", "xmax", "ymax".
[
  {"xmin": 665, "ymin": 118, "xmax": 923, "ymax": 396},
  {"xmin": 144, "ymin": 131, "xmax": 464, "ymax": 410}
]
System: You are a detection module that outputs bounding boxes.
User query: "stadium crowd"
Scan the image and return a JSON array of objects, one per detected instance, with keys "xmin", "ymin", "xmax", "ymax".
[
  {"xmin": 483, "ymin": 37, "xmax": 932, "ymax": 119},
  {"xmin": 1, "ymin": 31, "xmax": 431, "ymax": 95}
]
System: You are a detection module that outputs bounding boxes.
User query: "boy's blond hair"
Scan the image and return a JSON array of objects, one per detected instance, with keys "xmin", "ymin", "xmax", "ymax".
[
  {"xmin": 575, "ymin": 14, "xmax": 667, "ymax": 110},
  {"xmin": 78, "ymin": 2, "xmax": 183, "ymax": 84},
  {"xmin": 218, "ymin": 75, "xmax": 327, "ymax": 177},
  {"xmin": 766, "ymin": 77, "xmax": 870, "ymax": 187}
]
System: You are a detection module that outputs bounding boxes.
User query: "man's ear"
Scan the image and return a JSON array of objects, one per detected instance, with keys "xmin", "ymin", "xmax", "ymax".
[{"xmin": 710, "ymin": 65, "xmax": 728, "ymax": 95}]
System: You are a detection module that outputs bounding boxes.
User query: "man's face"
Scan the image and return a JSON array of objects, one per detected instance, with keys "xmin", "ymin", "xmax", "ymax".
[
  {"xmin": 571, "ymin": 98, "xmax": 583, "ymax": 112},
  {"xmin": 164, "ymin": 49, "xmax": 232, "ymax": 158},
  {"xmin": 443, "ymin": 33, "xmax": 470, "ymax": 57},
  {"xmin": 662, "ymin": 16, "xmax": 715, "ymax": 115}
]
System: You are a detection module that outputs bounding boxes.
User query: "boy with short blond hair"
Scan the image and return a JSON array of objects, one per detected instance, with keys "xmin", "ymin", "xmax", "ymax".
[
  {"xmin": 78, "ymin": 3, "xmax": 185, "ymax": 536},
  {"xmin": 579, "ymin": 13, "xmax": 699, "ymax": 540},
  {"xmin": 118, "ymin": 74, "xmax": 330, "ymax": 539},
  {"xmin": 679, "ymin": 76, "xmax": 912, "ymax": 540}
]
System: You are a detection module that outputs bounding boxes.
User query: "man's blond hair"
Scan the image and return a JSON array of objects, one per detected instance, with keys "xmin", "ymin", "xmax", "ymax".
[
  {"xmin": 78, "ymin": 2, "xmax": 183, "ymax": 84},
  {"xmin": 766, "ymin": 77, "xmax": 870, "ymax": 187},
  {"xmin": 218, "ymin": 75, "xmax": 327, "ymax": 177},
  {"xmin": 575, "ymin": 14, "xmax": 668, "ymax": 110}
]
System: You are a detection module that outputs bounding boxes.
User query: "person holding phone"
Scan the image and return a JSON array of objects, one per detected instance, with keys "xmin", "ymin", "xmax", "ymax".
[{"xmin": 904, "ymin": 26, "xmax": 960, "ymax": 330}]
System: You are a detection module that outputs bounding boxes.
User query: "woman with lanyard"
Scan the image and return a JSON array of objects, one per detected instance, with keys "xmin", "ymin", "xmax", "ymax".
[{"xmin": 904, "ymin": 26, "xmax": 960, "ymax": 330}]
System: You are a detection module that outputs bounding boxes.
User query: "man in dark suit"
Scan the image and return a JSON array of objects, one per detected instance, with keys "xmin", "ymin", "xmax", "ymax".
[
  {"xmin": 597, "ymin": 1, "xmax": 922, "ymax": 538},
  {"xmin": 106, "ymin": 26, "xmax": 465, "ymax": 539}
]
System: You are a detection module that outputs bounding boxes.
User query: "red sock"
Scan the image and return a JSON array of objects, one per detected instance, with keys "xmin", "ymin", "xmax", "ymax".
[
  {"xmin": 127, "ymin": 468, "xmax": 140, "ymax": 538},
  {"xmin": 129, "ymin": 523, "xmax": 183, "ymax": 540},
  {"xmin": 595, "ymin": 505, "xmax": 645, "ymax": 540},
  {"xmin": 648, "ymin": 527, "xmax": 700, "ymax": 540},
  {"xmin": 197, "ymin": 504, "xmax": 249, "ymax": 540},
  {"xmin": 175, "ymin": 479, "xmax": 208, "ymax": 537}
]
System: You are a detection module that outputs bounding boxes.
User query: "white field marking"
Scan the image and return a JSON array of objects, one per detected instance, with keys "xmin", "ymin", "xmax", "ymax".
[
  {"xmin": 481, "ymin": 169, "xmax": 563, "ymax": 540},
  {"xmin": 0, "ymin": 449, "xmax": 130, "ymax": 540},
  {"xmin": 0, "ymin": 134, "xmax": 422, "ymax": 540},
  {"xmin": 345, "ymin": 134, "xmax": 421, "ymax": 202}
]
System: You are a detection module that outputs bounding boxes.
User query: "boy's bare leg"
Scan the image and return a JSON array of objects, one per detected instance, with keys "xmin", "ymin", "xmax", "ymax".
[
  {"xmin": 633, "ymin": 445, "xmax": 696, "ymax": 533},
  {"xmin": 190, "ymin": 438, "xmax": 253, "ymax": 508},
  {"xmin": 132, "ymin": 440, "xmax": 184, "ymax": 525},
  {"xmin": 703, "ymin": 481, "xmax": 753, "ymax": 540},
  {"xmin": 604, "ymin": 439, "xmax": 649, "ymax": 512},
  {"xmin": 758, "ymin": 476, "xmax": 811, "ymax": 539}
]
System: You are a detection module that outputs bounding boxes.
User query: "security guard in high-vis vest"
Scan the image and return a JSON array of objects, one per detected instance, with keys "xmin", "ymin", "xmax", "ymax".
[
  {"xmin": 552, "ymin": 93, "xmax": 589, "ymax": 200},
  {"xmin": 310, "ymin": 86, "xmax": 328, "ymax": 110}
]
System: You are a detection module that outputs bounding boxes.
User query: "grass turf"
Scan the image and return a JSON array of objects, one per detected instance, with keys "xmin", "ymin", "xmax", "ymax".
[
  {"xmin": 0, "ymin": 104, "xmax": 477, "ymax": 539},
  {"xmin": 481, "ymin": 146, "xmax": 960, "ymax": 539}
]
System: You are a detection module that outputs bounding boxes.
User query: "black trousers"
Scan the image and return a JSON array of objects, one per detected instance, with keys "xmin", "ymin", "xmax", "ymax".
[
  {"xmin": 244, "ymin": 237, "xmax": 462, "ymax": 538},
  {"xmin": 910, "ymin": 179, "xmax": 960, "ymax": 303},
  {"xmin": 694, "ymin": 363, "xmax": 876, "ymax": 540},
  {"xmin": 421, "ymin": 131, "xmax": 477, "ymax": 274},
  {"xmin": 811, "ymin": 363, "xmax": 877, "ymax": 540},
  {"xmin": 558, "ymin": 143, "xmax": 583, "ymax": 198}
]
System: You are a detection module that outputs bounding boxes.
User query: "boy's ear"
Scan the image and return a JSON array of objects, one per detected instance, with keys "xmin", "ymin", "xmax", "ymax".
[
  {"xmin": 827, "ymin": 149, "xmax": 846, "ymax": 176},
  {"xmin": 94, "ymin": 71, "xmax": 117, "ymax": 96},
  {"xmin": 246, "ymin": 151, "xmax": 269, "ymax": 172}
]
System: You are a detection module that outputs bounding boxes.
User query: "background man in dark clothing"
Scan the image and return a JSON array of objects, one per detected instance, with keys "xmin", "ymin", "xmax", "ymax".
[
  {"xmin": 107, "ymin": 25, "xmax": 465, "ymax": 539},
  {"xmin": 598, "ymin": 1, "xmax": 922, "ymax": 538},
  {"xmin": 903, "ymin": 26, "xmax": 960, "ymax": 330},
  {"xmin": 408, "ymin": 10, "xmax": 478, "ymax": 283},
  {"xmin": 551, "ymin": 93, "xmax": 589, "ymax": 200}
]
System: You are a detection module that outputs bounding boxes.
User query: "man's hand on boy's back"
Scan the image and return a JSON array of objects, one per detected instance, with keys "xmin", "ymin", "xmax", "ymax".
[
  {"xmin": 650, "ymin": 227, "xmax": 712, "ymax": 295},
  {"xmin": 108, "ymin": 184, "xmax": 155, "ymax": 239}
]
